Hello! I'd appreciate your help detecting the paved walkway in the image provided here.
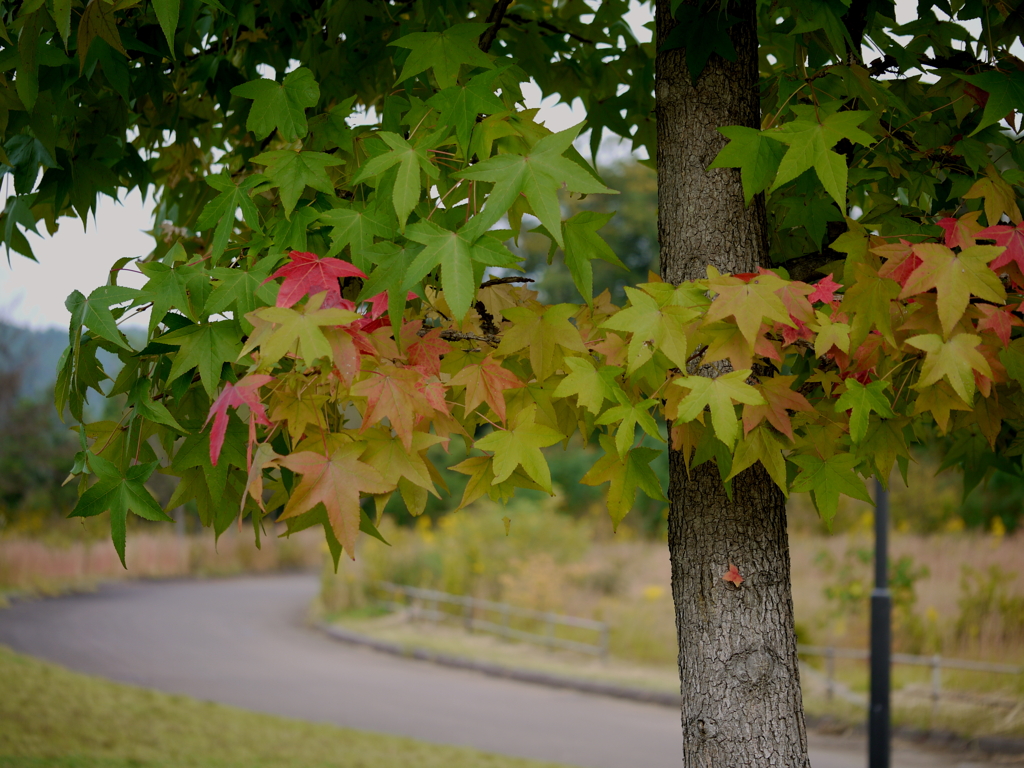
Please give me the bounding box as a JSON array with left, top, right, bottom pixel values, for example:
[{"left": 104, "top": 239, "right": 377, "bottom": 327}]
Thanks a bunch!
[{"left": 0, "top": 574, "right": 985, "bottom": 768}]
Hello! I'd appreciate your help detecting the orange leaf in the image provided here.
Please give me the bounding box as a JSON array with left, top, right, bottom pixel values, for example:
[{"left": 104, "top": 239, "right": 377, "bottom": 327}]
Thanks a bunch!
[
  {"left": 352, "top": 365, "right": 435, "bottom": 450},
  {"left": 742, "top": 375, "right": 813, "bottom": 441},
  {"left": 277, "top": 445, "right": 392, "bottom": 555},
  {"left": 722, "top": 563, "right": 744, "bottom": 586},
  {"left": 450, "top": 355, "right": 523, "bottom": 423}
]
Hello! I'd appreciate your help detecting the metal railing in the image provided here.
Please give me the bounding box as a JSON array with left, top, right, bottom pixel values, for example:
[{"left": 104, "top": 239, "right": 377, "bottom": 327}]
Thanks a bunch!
[
  {"left": 798, "top": 644, "right": 1022, "bottom": 712},
  {"left": 373, "top": 581, "right": 610, "bottom": 658}
]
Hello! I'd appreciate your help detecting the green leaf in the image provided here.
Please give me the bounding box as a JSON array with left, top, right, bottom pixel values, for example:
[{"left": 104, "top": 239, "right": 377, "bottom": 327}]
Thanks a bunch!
[
  {"left": 153, "top": 0, "right": 180, "bottom": 50},
  {"left": 127, "top": 378, "right": 186, "bottom": 432},
  {"left": 659, "top": 5, "right": 736, "bottom": 84},
  {"left": 52, "top": 0, "right": 71, "bottom": 44},
  {"left": 158, "top": 320, "right": 243, "bottom": 398},
  {"left": 207, "top": 257, "right": 278, "bottom": 330},
  {"left": 834, "top": 379, "right": 895, "bottom": 443},
  {"left": 790, "top": 453, "right": 873, "bottom": 529},
  {"left": 66, "top": 285, "right": 139, "bottom": 351},
  {"left": 562, "top": 211, "right": 626, "bottom": 303},
  {"left": 595, "top": 397, "right": 663, "bottom": 457},
  {"left": 16, "top": 10, "right": 40, "bottom": 111},
  {"left": 726, "top": 424, "right": 788, "bottom": 495},
  {"left": 139, "top": 260, "right": 211, "bottom": 333},
  {"left": 196, "top": 173, "right": 264, "bottom": 263},
  {"left": 581, "top": 434, "right": 665, "bottom": 529},
  {"left": 426, "top": 67, "right": 506, "bottom": 152},
  {"left": 473, "top": 405, "right": 563, "bottom": 492},
  {"left": 231, "top": 67, "right": 320, "bottom": 141},
  {"left": 708, "top": 126, "right": 786, "bottom": 205},
  {"left": 601, "top": 285, "right": 700, "bottom": 373},
  {"left": 77, "top": 0, "right": 126, "bottom": 72},
  {"left": 961, "top": 71, "right": 1024, "bottom": 136},
  {"left": 551, "top": 356, "right": 622, "bottom": 415},
  {"left": 353, "top": 131, "right": 441, "bottom": 230},
  {"left": 319, "top": 204, "right": 394, "bottom": 270},
  {"left": 251, "top": 149, "right": 343, "bottom": 219},
  {"left": 671, "top": 370, "right": 765, "bottom": 448},
  {"left": 764, "top": 107, "right": 874, "bottom": 206},
  {"left": 457, "top": 123, "right": 616, "bottom": 247},
  {"left": 403, "top": 220, "right": 519, "bottom": 321},
  {"left": 390, "top": 23, "right": 494, "bottom": 90},
  {"left": 69, "top": 455, "right": 173, "bottom": 567}
]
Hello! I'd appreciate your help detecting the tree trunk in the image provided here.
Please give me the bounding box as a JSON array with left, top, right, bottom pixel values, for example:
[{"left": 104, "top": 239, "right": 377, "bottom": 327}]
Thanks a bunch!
[{"left": 656, "top": 1, "right": 810, "bottom": 765}]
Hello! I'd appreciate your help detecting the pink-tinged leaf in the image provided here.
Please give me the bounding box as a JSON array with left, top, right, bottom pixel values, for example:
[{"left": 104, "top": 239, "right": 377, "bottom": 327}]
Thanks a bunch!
[
  {"left": 407, "top": 329, "right": 451, "bottom": 377},
  {"left": 876, "top": 240, "right": 921, "bottom": 287},
  {"left": 977, "top": 303, "right": 1021, "bottom": 348},
  {"left": 809, "top": 273, "right": 841, "bottom": 304},
  {"left": 722, "top": 563, "right": 744, "bottom": 586},
  {"left": 268, "top": 251, "right": 367, "bottom": 308},
  {"left": 937, "top": 211, "right": 983, "bottom": 249},
  {"left": 365, "top": 290, "right": 418, "bottom": 320},
  {"left": 978, "top": 222, "right": 1024, "bottom": 274},
  {"left": 204, "top": 375, "right": 275, "bottom": 465},
  {"left": 781, "top": 317, "right": 814, "bottom": 346}
]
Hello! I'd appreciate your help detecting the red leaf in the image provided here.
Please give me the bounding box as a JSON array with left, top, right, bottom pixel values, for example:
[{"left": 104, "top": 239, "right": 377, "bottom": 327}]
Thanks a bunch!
[
  {"left": 808, "top": 273, "right": 841, "bottom": 304},
  {"left": 268, "top": 251, "right": 366, "bottom": 308},
  {"left": 977, "top": 222, "right": 1024, "bottom": 274},
  {"left": 205, "top": 375, "right": 275, "bottom": 466},
  {"left": 365, "top": 290, "right": 418, "bottom": 320},
  {"left": 937, "top": 212, "right": 983, "bottom": 250},
  {"left": 976, "top": 302, "right": 1022, "bottom": 348},
  {"left": 722, "top": 563, "right": 744, "bottom": 587},
  {"left": 407, "top": 329, "right": 451, "bottom": 377}
]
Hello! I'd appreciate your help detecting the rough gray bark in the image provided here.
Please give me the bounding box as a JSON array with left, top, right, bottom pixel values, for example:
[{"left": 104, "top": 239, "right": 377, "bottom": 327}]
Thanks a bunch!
[{"left": 655, "top": 1, "right": 810, "bottom": 765}]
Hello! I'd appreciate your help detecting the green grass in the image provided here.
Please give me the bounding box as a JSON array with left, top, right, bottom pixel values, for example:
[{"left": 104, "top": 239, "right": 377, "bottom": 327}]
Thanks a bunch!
[{"left": 0, "top": 646, "right": 569, "bottom": 768}]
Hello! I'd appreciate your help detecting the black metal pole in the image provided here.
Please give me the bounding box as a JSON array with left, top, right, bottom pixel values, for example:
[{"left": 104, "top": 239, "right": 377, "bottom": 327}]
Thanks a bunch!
[{"left": 869, "top": 478, "right": 891, "bottom": 768}]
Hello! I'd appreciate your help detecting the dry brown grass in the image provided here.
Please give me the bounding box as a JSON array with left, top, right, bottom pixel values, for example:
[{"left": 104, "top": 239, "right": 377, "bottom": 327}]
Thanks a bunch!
[{"left": 0, "top": 527, "right": 323, "bottom": 596}]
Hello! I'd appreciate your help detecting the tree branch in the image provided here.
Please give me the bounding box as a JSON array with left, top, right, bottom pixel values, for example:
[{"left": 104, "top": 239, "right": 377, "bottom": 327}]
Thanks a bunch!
[
  {"left": 478, "top": 0, "right": 514, "bottom": 53},
  {"left": 479, "top": 276, "right": 535, "bottom": 288},
  {"left": 503, "top": 12, "right": 595, "bottom": 44}
]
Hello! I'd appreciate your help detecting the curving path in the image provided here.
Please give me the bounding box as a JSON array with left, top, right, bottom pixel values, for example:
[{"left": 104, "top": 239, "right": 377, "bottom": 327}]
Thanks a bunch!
[{"left": 0, "top": 574, "right": 981, "bottom": 768}]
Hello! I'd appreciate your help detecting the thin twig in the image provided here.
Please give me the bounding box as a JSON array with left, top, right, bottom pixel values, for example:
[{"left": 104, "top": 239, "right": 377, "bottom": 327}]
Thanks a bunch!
[
  {"left": 478, "top": 0, "right": 514, "bottom": 53},
  {"left": 479, "top": 276, "right": 535, "bottom": 289}
]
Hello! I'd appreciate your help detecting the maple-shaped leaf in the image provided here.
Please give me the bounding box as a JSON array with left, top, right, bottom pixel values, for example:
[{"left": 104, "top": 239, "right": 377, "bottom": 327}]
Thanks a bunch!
[
  {"left": 978, "top": 221, "right": 1024, "bottom": 275},
  {"left": 207, "top": 257, "right": 279, "bottom": 331},
  {"left": 69, "top": 455, "right": 173, "bottom": 567},
  {"left": 844, "top": 262, "right": 901, "bottom": 350},
  {"left": 402, "top": 220, "right": 519, "bottom": 322},
  {"left": 595, "top": 396, "right": 662, "bottom": 457},
  {"left": 562, "top": 211, "right": 627, "bottom": 303},
  {"left": 580, "top": 434, "right": 665, "bottom": 529},
  {"left": 601, "top": 286, "right": 699, "bottom": 373},
  {"left": 964, "top": 169, "right": 1023, "bottom": 226},
  {"left": 353, "top": 131, "right": 443, "bottom": 230},
  {"left": 937, "top": 211, "right": 984, "bottom": 250},
  {"left": 196, "top": 173, "right": 264, "bottom": 264},
  {"left": 251, "top": 149, "right": 344, "bottom": 218},
  {"left": 790, "top": 452, "right": 873, "bottom": 528},
  {"left": 473, "top": 405, "right": 564, "bottom": 492},
  {"left": 247, "top": 293, "right": 360, "bottom": 367},
  {"left": 741, "top": 375, "right": 813, "bottom": 441},
  {"left": 138, "top": 260, "right": 211, "bottom": 333},
  {"left": 160, "top": 320, "right": 243, "bottom": 399},
  {"left": 672, "top": 370, "right": 765, "bottom": 448},
  {"left": 352, "top": 364, "right": 435, "bottom": 450},
  {"left": 960, "top": 70, "right": 1024, "bottom": 136},
  {"left": 426, "top": 66, "right": 506, "bottom": 153},
  {"left": 859, "top": 416, "right": 911, "bottom": 480},
  {"left": 912, "top": 380, "right": 972, "bottom": 434},
  {"left": 319, "top": 204, "right": 395, "bottom": 270},
  {"left": 497, "top": 304, "right": 587, "bottom": 381},
  {"left": 808, "top": 273, "right": 841, "bottom": 304},
  {"left": 404, "top": 327, "right": 451, "bottom": 377},
  {"left": 906, "top": 332, "right": 993, "bottom": 404},
  {"left": 552, "top": 356, "right": 622, "bottom": 416},
  {"left": 231, "top": 67, "right": 320, "bottom": 141},
  {"left": 390, "top": 23, "right": 494, "bottom": 89},
  {"left": 362, "top": 429, "right": 446, "bottom": 500},
  {"left": 268, "top": 250, "right": 367, "bottom": 308},
  {"left": 457, "top": 123, "right": 616, "bottom": 247},
  {"left": 205, "top": 374, "right": 275, "bottom": 466},
  {"left": 708, "top": 125, "right": 785, "bottom": 204},
  {"left": 726, "top": 423, "right": 788, "bottom": 494},
  {"left": 810, "top": 309, "right": 851, "bottom": 358},
  {"left": 722, "top": 564, "right": 744, "bottom": 587},
  {"left": 449, "top": 454, "right": 546, "bottom": 510},
  {"left": 764, "top": 107, "right": 874, "bottom": 206},
  {"left": 900, "top": 243, "right": 1005, "bottom": 338},
  {"left": 66, "top": 285, "right": 139, "bottom": 352},
  {"left": 450, "top": 355, "right": 523, "bottom": 423},
  {"left": 834, "top": 379, "right": 895, "bottom": 443},
  {"left": 277, "top": 444, "right": 392, "bottom": 556},
  {"left": 701, "top": 322, "right": 781, "bottom": 370},
  {"left": 704, "top": 269, "right": 794, "bottom": 351},
  {"left": 975, "top": 302, "right": 1021, "bottom": 348},
  {"left": 268, "top": 380, "right": 330, "bottom": 444}
]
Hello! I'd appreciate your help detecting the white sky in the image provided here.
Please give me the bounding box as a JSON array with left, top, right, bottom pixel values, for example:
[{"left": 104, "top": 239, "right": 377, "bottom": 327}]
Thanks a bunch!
[{"left": 0, "top": 0, "right": 976, "bottom": 331}]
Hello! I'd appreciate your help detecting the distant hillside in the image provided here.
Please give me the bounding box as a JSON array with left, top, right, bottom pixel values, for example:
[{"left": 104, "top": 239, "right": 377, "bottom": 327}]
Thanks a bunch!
[{"left": 0, "top": 323, "right": 69, "bottom": 399}]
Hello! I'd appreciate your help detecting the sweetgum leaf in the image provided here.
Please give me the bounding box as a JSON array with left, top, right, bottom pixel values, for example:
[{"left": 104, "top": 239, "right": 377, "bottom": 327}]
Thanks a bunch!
[{"left": 231, "top": 68, "right": 320, "bottom": 141}]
